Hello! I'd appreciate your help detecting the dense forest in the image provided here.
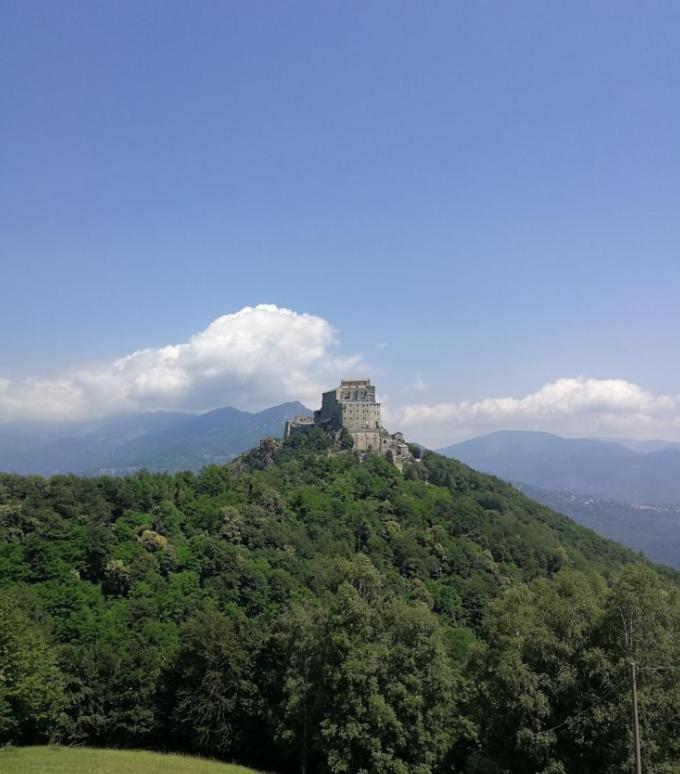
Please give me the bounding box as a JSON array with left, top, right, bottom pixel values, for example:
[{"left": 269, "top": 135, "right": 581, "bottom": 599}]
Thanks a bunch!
[{"left": 2, "top": 435, "right": 680, "bottom": 773}]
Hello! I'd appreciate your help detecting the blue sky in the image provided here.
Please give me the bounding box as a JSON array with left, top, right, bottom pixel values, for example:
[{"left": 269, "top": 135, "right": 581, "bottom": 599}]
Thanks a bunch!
[{"left": 1, "top": 2, "right": 679, "bottom": 444}]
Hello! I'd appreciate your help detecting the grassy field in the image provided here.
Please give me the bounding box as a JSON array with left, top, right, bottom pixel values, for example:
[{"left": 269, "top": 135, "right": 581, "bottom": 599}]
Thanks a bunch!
[{"left": 0, "top": 746, "right": 267, "bottom": 774}]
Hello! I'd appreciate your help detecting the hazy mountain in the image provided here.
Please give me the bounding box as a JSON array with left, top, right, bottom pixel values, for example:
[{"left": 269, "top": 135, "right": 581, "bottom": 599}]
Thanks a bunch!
[
  {"left": 440, "top": 430, "right": 680, "bottom": 505},
  {"left": 598, "top": 437, "right": 680, "bottom": 453},
  {"left": 0, "top": 402, "right": 311, "bottom": 476},
  {"left": 96, "top": 401, "right": 311, "bottom": 474},
  {"left": 0, "top": 412, "right": 192, "bottom": 476},
  {"left": 516, "top": 483, "right": 680, "bottom": 569}
]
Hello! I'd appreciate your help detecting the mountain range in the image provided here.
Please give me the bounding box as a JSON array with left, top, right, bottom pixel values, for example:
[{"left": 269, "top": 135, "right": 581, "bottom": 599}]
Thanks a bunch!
[
  {"left": 440, "top": 430, "right": 680, "bottom": 567},
  {"left": 0, "top": 402, "right": 311, "bottom": 476},
  {"left": 441, "top": 430, "right": 680, "bottom": 506}
]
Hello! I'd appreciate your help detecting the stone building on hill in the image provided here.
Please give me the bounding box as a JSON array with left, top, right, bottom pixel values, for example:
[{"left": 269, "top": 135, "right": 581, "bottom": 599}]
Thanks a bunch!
[{"left": 284, "top": 379, "right": 412, "bottom": 465}]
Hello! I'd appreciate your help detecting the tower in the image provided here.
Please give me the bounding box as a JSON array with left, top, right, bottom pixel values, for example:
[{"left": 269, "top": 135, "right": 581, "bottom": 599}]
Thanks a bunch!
[{"left": 314, "top": 379, "right": 381, "bottom": 450}]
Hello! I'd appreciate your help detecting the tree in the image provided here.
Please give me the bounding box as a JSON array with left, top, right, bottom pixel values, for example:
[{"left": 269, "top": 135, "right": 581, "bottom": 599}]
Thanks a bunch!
[
  {"left": 596, "top": 565, "right": 680, "bottom": 771},
  {"left": 270, "top": 602, "right": 324, "bottom": 774},
  {"left": 60, "top": 616, "right": 178, "bottom": 747},
  {"left": 0, "top": 595, "right": 64, "bottom": 744},
  {"left": 472, "top": 570, "right": 610, "bottom": 773},
  {"left": 338, "top": 428, "right": 354, "bottom": 450},
  {"left": 277, "top": 556, "right": 456, "bottom": 774},
  {"left": 171, "top": 608, "right": 263, "bottom": 758}
]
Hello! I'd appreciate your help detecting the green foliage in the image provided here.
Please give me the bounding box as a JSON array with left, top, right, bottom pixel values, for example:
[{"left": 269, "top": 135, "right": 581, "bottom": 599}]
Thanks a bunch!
[
  {"left": 284, "top": 428, "right": 334, "bottom": 452},
  {"left": 271, "top": 556, "right": 456, "bottom": 773},
  {"left": 171, "top": 608, "right": 262, "bottom": 757},
  {"left": 0, "top": 595, "right": 64, "bottom": 745},
  {"left": 313, "top": 557, "right": 455, "bottom": 773},
  {"left": 0, "top": 449, "right": 678, "bottom": 771},
  {"left": 338, "top": 428, "right": 354, "bottom": 450},
  {"left": 408, "top": 443, "right": 423, "bottom": 460}
]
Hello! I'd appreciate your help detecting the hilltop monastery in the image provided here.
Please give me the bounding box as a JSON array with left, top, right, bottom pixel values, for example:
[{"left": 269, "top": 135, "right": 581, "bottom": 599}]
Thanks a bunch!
[{"left": 284, "top": 379, "right": 412, "bottom": 466}]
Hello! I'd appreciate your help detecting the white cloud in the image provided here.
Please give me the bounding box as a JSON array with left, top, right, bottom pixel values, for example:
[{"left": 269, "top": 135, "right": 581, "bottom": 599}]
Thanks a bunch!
[
  {"left": 389, "top": 377, "right": 680, "bottom": 447},
  {"left": 0, "top": 304, "right": 362, "bottom": 422},
  {"left": 4, "top": 314, "right": 680, "bottom": 450}
]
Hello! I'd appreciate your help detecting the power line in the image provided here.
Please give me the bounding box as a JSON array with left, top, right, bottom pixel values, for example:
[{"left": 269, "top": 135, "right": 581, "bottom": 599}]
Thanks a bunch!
[
  {"left": 541, "top": 660, "right": 679, "bottom": 772},
  {"left": 543, "top": 680, "right": 625, "bottom": 735},
  {"left": 538, "top": 660, "right": 680, "bottom": 734}
]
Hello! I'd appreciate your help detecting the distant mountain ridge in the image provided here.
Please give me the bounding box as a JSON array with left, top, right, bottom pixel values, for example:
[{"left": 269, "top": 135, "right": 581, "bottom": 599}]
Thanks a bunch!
[
  {"left": 440, "top": 430, "right": 680, "bottom": 506},
  {"left": 600, "top": 437, "right": 680, "bottom": 454},
  {"left": 0, "top": 402, "right": 311, "bottom": 476},
  {"left": 97, "top": 401, "right": 311, "bottom": 474}
]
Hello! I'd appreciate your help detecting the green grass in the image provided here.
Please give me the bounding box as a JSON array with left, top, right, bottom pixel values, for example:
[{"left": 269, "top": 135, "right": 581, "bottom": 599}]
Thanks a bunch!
[{"left": 0, "top": 746, "right": 266, "bottom": 774}]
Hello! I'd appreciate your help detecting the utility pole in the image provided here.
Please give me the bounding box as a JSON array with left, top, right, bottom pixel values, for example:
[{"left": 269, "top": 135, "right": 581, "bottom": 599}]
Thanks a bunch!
[{"left": 630, "top": 661, "right": 642, "bottom": 774}]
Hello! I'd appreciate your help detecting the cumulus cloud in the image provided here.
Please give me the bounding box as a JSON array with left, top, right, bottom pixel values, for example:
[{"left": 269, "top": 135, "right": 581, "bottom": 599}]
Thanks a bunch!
[
  {"left": 388, "top": 377, "right": 680, "bottom": 447},
  {"left": 4, "top": 314, "right": 679, "bottom": 448},
  {"left": 0, "top": 304, "right": 362, "bottom": 422}
]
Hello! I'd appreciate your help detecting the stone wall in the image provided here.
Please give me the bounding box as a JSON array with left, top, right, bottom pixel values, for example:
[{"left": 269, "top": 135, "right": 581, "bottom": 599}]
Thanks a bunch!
[
  {"left": 351, "top": 430, "right": 381, "bottom": 451},
  {"left": 341, "top": 402, "right": 381, "bottom": 432}
]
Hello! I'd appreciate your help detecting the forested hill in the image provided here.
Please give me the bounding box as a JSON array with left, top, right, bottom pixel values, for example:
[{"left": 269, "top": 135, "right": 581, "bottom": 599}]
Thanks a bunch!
[{"left": 3, "top": 440, "right": 680, "bottom": 773}]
